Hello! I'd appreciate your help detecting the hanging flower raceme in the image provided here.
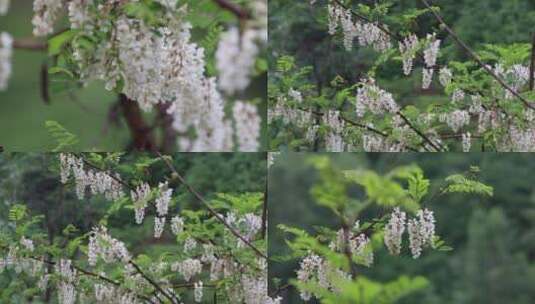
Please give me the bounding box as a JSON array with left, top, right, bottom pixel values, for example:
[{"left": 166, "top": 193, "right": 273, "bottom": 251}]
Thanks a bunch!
[
  {"left": 0, "top": 32, "right": 13, "bottom": 91},
  {"left": 356, "top": 78, "right": 399, "bottom": 116},
  {"left": 384, "top": 208, "right": 406, "bottom": 255},
  {"left": 399, "top": 34, "right": 419, "bottom": 75},
  {"left": 327, "top": 2, "right": 391, "bottom": 52},
  {"left": 0, "top": 0, "right": 9, "bottom": 15},
  {"left": 155, "top": 181, "right": 172, "bottom": 217},
  {"left": 130, "top": 182, "right": 151, "bottom": 224},
  {"left": 88, "top": 226, "right": 131, "bottom": 266},
  {"left": 407, "top": 209, "right": 436, "bottom": 258},
  {"left": 233, "top": 101, "right": 262, "bottom": 152},
  {"left": 324, "top": 110, "right": 345, "bottom": 152},
  {"left": 59, "top": 153, "right": 124, "bottom": 201}
]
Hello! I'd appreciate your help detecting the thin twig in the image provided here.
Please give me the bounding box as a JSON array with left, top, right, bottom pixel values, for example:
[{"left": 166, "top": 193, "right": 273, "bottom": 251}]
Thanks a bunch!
[
  {"left": 157, "top": 152, "right": 268, "bottom": 260},
  {"left": 421, "top": 0, "right": 534, "bottom": 109},
  {"left": 129, "top": 260, "right": 176, "bottom": 303}
]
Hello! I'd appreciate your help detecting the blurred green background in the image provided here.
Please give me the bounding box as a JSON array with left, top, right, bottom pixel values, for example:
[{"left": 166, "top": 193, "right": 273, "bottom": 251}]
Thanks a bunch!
[
  {"left": 0, "top": 152, "right": 266, "bottom": 302},
  {"left": 0, "top": 0, "right": 267, "bottom": 151},
  {"left": 269, "top": 153, "right": 535, "bottom": 304}
]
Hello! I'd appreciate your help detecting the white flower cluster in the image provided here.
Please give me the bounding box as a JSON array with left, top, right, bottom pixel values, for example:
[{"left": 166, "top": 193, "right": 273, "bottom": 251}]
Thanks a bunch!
[
  {"left": 216, "top": 0, "right": 266, "bottom": 94},
  {"left": 439, "top": 67, "right": 453, "bottom": 87},
  {"left": 288, "top": 88, "right": 303, "bottom": 103},
  {"left": 57, "top": 259, "right": 77, "bottom": 304},
  {"left": 20, "top": 236, "right": 35, "bottom": 252},
  {"left": 407, "top": 209, "right": 436, "bottom": 258},
  {"left": 382, "top": 208, "right": 436, "bottom": 258},
  {"left": 451, "top": 89, "right": 466, "bottom": 103},
  {"left": 172, "top": 258, "right": 202, "bottom": 282},
  {"left": 327, "top": 3, "right": 391, "bottom": 52},
  {"left": 356, "top": 78, "right": 399, "bottom": 116},
  {"left": 296, "top": 253, "right": 350, "bottom": 301},
  {"left": 0, "top": 0, "right": 9, "bottom": 15},
  {"left": 0, "top": 32, "right": 13, "bottom": 91},
  {"left": 130, "top": 182, "right": 151, "bottom": 224},
  {"left": 494, "top": 63, "right": 530, "bottom": 99},
  {"left": 329, "top": 222, "right": 373, "bottom": 267},
  {"left": 155, "top": 181, "right": 172, "bottom": 217},
  {"left": 324, "top": 110, "right": 345, "bottom": 152},
  {"left": 184, "top": 237, "right": 198, "bottom": 253},
  {"left": 269, "top": 96, "right": 312, "bottom": 128},
  {"left": 171, "top": 215, "right": 185, "bottom": 235},
  {"left": 439, "top": 110, "right": 470, "bottom": 132},
  {"left": 225, "top": 212, "right": 262, "bottom": 248},
  {"left": 423, "top": 33, "right": 441, "bottom": 68},
  {"left": 462, "top": 132, "right": 471, "bottom": 152},
  {"left": 32, "top": 0, "right": 63, "bottom": 36},
  {"left": 216, "top": 27, "right": 265, "bottom": 95},
  {"left": 233, "top": 101, "right": 262, "bottom": 152},
  {"left": 59, "top": 153, "right": 124, "bottom": 201},
  {"left": 30, "top": 2, "right": 262, "bottom": 151},
  {"left": 384, "top": 208, "right": 406, "bottom": 255},
  {"left": 154, "top": 217, "right": 166, "bottom": 238},
  {"left": 399, "top": 34, "right": 419, "bottom": 75},
  {"left": 88, "top": 226, "right": 131, "bottom": 266},
  {"left": 194, "top": 280, "right": 203, "bottom": 302},
  {"left": 241, "top": 259, "right": 281, "bottom": 304}
]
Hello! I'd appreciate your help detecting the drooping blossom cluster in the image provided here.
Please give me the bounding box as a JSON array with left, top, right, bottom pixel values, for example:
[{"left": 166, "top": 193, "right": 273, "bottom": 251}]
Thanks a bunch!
[
  {"left": 171, "top": 215, "right": 185, "bottom": 235},
  {"left": 327, "top": 2, "right": 392, "bottom": 52},
  {"left": 269, "top": 95, "right": 313, "bottom": 128},
  {"left": 0, "top": 0, "right": 9, "bottom": 15},
  {"left": 130, "top": 182, "right": 151, "bottom": 224},
  {"left": 0, "top": 32, "right": 12, "bottom": 91},
  {"left": 462, "top": 132, "right": 471, "bottom": 152},
  {"left": 59, "top": 153, "right": 124, "bottom": 201},
  {"left": 296, "top": 253, "right": 351, "bottom": 301},
  {"left": 88, "top": 226, "right": 131, "bottom": 266},
  {"left": 399, "top": 34, "right": 419, "bottom": 75},
  {"left": 233, "top": 101, "right": 262, "bottom": 152},
  {"left": 356, "top": 78, "right": 399, "bottom": 116},
  {"left": 56, "top": 259, "right": 77, "bottom": 304},
  {"left": 24, "top": 1, "right": 264, "bottom": 151},
  {"left": 32, "top": 0, "right": 63, "bottom": 36},
  {"left": 439, "top": 110, "right": 470, "bottom": 132},
  {"left": 421, "top": 33, "right": 441, "bottom": 88},
  {"left": 384, "top": 208, "right": 406, "bottom": 255},
  {"left": 329, "top": 221, "right": 373, "bottom": 266},
  {"left": 172, "top": 258, "right": 202, "bottom": 282},
  {"left": 407, "top": 209, "right": 436, "bottom": 258},
  {"left": 324, "top": 110, "right": 345, "bottom": 152}
]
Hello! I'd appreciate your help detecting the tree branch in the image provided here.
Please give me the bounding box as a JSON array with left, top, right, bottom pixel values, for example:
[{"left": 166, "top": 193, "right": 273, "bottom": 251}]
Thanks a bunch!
[
  {"left": 421, "top": 0, "right": 535, "bottom": 109},
  {"left": 118, "top": 94, "right": 156, "bottom": 151},
  {"left": 129, "top": 260, "right": 177, "bottom": 303},
  {"left": 12, "top": 38, "right": 47, "bottom": 51},
  {"left": 212, "top": 0, "right": 250, "bottom": 19},
  {"left": 530, "top": 32, "right": 535, "bottom": 91},
  {"left": 157, "top": 152, "right": 268, "bottom": 260}
]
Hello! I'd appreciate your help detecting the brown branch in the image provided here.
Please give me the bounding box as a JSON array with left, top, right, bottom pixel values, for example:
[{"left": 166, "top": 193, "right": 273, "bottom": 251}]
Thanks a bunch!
[
  {"left": 12, "top": 38, "right": 47, "bottom": 51},
  {"left": 118, "top": 94, "right": 156, "bottom": 151},
  {"left": 212, "top": 0, "right": 250, "bottom": 19},
  {"left": 157, "top": 152, "right": 268, "bottom": 260},
  {"left": 129, "top": 260, "right": 176, "bottom": 303},
  {"left": 530, "top": 32, "right": 535, "bottom": 91},
  {"left": 421, "top": 0, "right": 535, "bottom": 109},
  {"left": 261, "top": 173, "right": 268, "bottom": 239}
]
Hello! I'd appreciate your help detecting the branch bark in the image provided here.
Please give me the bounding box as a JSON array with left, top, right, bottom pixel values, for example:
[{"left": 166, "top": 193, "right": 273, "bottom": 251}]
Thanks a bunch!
[
  {"left": 157, "top": 152, "right": 268, "bottom": 260},
  {"left": 530, "top": 32, "right": 535, "bottom": 91},
  {"left": 12, "top": 38, "right": 47, "bottom": 51},
  {"left": 118, "top": 94, "right": 156, "bottom": 151},
  {"left": 212, "top": 0, "right": 250, "bottom": 19}
]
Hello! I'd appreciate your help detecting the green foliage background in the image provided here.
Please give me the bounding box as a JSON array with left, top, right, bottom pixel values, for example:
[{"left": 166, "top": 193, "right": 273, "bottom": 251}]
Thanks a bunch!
[{"left": 268, "top": 153, "right": 535, "bottom": 303}]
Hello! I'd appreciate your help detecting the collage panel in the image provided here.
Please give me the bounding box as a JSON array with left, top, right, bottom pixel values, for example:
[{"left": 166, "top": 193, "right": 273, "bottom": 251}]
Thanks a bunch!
[
  {"left": 268, "top": 153, "right": 535, "bottom": 303},
  {"left": 0, "top": 1, "right": 266, "bottom": 152},
  {"left": 0, "top": 152, "right": 270, "bottom": 303},
  {"left": 268, "top": 1, "right": 535, "bottom": 152}
]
